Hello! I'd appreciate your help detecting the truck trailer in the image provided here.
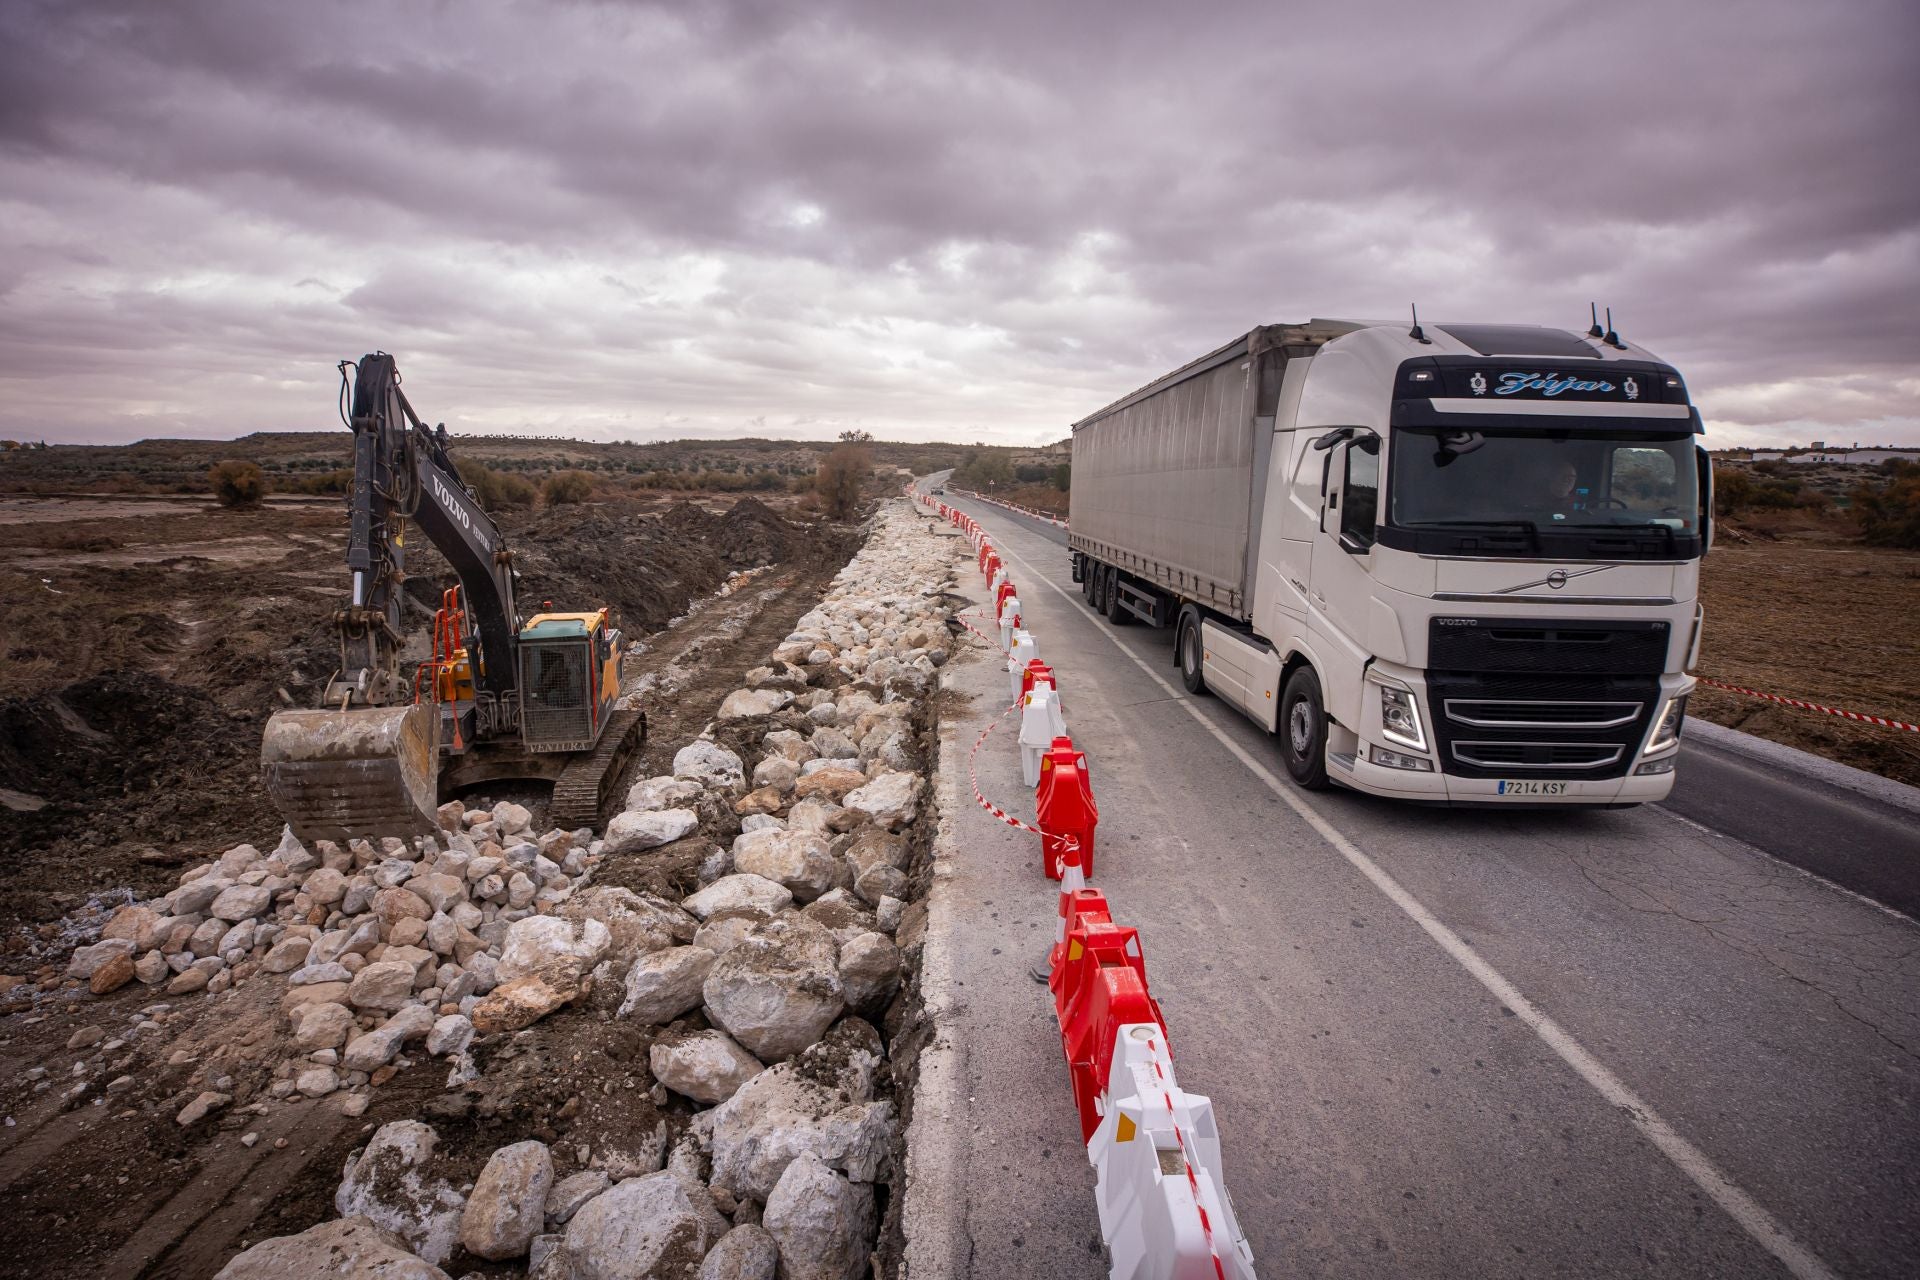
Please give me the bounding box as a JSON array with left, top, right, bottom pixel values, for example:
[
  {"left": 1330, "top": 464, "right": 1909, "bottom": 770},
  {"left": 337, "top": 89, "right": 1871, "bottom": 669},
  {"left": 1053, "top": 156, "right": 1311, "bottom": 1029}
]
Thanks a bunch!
[{"left": 1067, "top": 318, "right": 1709, "bottom": 805}]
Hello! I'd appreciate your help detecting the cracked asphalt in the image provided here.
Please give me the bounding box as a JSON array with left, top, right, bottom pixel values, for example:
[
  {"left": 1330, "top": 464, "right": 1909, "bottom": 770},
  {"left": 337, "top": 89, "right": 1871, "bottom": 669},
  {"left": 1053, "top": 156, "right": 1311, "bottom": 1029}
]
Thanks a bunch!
[{"left": 913, "top": 493, "right": 1920, "bottom": 1279}]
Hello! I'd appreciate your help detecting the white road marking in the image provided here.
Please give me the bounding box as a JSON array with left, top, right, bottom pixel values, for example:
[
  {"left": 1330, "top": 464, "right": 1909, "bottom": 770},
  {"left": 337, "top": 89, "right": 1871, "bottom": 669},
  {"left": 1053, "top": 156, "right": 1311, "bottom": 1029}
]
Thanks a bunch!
[{"left": 985, "top": 525, "right": 1840, "bottom": 1280}]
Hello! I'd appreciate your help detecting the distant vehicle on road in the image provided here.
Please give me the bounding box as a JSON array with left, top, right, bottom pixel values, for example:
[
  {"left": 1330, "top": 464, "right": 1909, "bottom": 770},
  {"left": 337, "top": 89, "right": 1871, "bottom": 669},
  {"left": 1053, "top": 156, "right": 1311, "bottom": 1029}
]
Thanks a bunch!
[
  {"left": 931, "top": 487, "right": 945, "bottom": 495},
  {"left": 1068, "top": 317, "right": 1709, "bottom": 806}
]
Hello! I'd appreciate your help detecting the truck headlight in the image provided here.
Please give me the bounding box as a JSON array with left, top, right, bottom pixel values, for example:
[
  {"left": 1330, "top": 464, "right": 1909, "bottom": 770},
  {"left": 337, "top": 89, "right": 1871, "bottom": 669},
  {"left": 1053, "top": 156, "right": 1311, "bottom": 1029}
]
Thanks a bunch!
[
  {"left": 1645, "top": 695, "right": 1687, "bottom": 755},
  {"left": 1379, "top": 685, "right": 1427, "bottom": 752}
]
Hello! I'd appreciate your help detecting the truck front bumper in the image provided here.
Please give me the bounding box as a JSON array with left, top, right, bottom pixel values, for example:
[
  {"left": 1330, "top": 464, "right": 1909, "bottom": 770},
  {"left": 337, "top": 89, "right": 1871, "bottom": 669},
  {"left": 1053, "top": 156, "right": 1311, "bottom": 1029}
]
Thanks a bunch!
[{"left": 1329, "top": 751, "right": 1677, "bottom": 806}]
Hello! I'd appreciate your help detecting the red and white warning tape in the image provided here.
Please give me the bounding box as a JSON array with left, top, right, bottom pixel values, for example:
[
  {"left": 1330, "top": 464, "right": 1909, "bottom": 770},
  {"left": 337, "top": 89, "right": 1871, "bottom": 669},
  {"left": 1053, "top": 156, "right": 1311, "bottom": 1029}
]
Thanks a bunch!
[{"left": 1695, "top": 677, "right": 1920, "bottom": 733}]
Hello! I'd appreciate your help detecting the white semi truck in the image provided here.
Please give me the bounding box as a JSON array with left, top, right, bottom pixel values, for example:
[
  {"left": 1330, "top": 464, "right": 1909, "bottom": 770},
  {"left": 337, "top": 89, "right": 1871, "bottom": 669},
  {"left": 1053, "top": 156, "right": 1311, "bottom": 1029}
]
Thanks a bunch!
[{"left": 1067, "top": 318, "right": 1710, "bottom": 805}]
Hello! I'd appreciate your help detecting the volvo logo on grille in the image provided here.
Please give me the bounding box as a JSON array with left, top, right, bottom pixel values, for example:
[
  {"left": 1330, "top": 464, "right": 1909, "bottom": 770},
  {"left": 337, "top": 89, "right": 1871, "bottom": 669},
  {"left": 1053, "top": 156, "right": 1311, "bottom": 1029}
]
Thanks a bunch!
[{"left": 1546, "top": 570, "right": 1569, "bottom": 589}]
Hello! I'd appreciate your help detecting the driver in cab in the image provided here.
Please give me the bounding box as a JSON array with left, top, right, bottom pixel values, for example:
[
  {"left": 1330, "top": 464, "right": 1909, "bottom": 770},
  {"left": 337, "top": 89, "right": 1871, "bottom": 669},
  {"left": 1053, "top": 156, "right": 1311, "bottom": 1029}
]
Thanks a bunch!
[{"left": 1539, "top": 459, "right": 1587, "bottom": 519}]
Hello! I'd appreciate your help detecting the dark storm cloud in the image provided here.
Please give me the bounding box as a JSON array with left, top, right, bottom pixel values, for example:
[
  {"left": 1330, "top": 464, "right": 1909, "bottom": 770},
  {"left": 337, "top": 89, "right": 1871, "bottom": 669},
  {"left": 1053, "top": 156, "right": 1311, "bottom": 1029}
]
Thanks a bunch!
[{"left": 0, "top": 0, "right": 1914, "bottom": 445}]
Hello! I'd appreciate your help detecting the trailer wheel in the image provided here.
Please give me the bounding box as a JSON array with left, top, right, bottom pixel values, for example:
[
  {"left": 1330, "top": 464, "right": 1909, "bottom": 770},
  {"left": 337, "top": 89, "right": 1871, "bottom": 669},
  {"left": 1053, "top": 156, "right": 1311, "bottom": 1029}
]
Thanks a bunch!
[
  {"left": 1087, "top": 561, "right": 1106, "bottom": 611},
  {"left": 1104, "top": 566, "right": 1132, "bottom": 627},
  {"left": 1178, "top": 611, "right": 1208, "bottom": 696},
  {"left": 1280, "top": 666, "right": 1330, "bottom": 789},
  {"left": 1081, "top": 556, "right": 1096, "bottom": 603}
]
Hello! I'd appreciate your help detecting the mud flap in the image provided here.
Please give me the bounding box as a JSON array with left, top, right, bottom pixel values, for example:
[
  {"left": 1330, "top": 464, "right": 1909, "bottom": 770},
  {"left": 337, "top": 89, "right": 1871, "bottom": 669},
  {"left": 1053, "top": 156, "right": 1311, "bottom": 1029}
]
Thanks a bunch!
[{"left": 261, "top": 705, "right": 440, "bottom": 843}]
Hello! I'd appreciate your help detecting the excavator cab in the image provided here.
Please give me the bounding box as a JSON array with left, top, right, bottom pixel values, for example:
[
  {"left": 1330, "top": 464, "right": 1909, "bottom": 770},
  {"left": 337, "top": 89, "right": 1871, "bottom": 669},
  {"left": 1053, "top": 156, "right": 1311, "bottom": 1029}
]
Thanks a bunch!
[{"left": 517, "top": 610, "right": 622, "bottom": 753}]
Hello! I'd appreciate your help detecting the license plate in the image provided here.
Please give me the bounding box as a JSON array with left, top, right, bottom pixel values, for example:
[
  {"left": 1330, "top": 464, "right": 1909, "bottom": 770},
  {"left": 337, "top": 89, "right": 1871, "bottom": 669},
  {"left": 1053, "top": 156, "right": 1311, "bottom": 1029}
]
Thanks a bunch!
[{"left": 1497, "top": 780, "right": 1568, "bottom": 796}]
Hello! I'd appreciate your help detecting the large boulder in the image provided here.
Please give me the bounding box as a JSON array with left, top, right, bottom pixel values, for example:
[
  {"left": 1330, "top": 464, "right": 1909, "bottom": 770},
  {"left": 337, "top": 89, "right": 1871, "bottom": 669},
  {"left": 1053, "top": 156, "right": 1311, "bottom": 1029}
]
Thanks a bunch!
[
  {"left": 342, "top": 1004, "right": 436, "bottom": 1071},
  {"left": 212, "top": 1216, "right": 451, "bottom": 1280},
  {"left": 617, "top": 945, "right": 717, "bottom": 1024},
  {"left": 649, "top": 1028, "right": 764, "bottom": 1105},
  {"left": 673, "top": 740, "right": 746, "bottom": 790},
  {"left": 334, "top": 1121, "right": 466, "bottom": 1266},
  {"left": 729, "top": 829, "right": 843, "bottom": 903},
  {"left": 718, "top": 688, "right": 792, "bottom": 720},
  {"left": 460, "top": 1140, "right": 554, "bottom": 1261},
  {"left": 470, "top": 972, "right": 581, "bottom": 1033},
  {"left": 626, "top": 775, "right": 704, "bottom": 812},
  {"left": 694, "top": 1027, "right": 894, "bottom": 1202},
  {"left": 66, "top": 938, "right": 135, "bottom": 981},
  {"left": 605, "top": 808, "right": 700, "bottom": 855},
  {"left": 842, "top": 772, "right": 921, "bottom": 830},
  {"left": 682, "top": 874, "right": 792, "bottom": 922},
  {"left": 701, "top": 915, "right": 844, "bottom": 1062},
  {"left": 562, "top": 887, "right": 697, "bottom": 964},
  {"left": 349, "top": 960, "right": 420, "bottom": 1012},
  {"left": 560, "top": 1171, "right": 724, "bottom": 1280},
  {"left": 697, "top": 1224, "right": 779, "bottom": 1280},
  {"left": 497, "top": 915, "right": 612, "bottom": 985},
  {"left": 762, "top": 1153, "right": 876, "bottom": 1280},
  {"left": 835, "top": 932, "right": 902, "bottom": 1017},
  {"left": 790, "top": 768, "right": 866, "bottom": 803}
]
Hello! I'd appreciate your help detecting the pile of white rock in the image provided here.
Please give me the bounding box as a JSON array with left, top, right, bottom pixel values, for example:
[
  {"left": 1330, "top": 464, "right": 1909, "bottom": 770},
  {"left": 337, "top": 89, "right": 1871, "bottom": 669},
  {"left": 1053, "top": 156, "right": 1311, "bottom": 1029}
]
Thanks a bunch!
[
  {"left": 213, "top": 499, "right": 961, "bottom": 1278},
  {"left": 66, "top": 798, "right": 614, "bottom": 1114}
]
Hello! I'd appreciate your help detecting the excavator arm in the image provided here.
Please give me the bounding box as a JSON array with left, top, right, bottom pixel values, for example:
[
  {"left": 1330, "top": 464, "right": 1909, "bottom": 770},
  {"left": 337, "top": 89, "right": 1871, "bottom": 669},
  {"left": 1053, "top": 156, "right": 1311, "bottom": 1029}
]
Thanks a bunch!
[
  {"left": 331, "top": 353, "right": 520, "bottom": 713},
  {"left": 264, "top": 353, "right": 523, "bottom": 840}
]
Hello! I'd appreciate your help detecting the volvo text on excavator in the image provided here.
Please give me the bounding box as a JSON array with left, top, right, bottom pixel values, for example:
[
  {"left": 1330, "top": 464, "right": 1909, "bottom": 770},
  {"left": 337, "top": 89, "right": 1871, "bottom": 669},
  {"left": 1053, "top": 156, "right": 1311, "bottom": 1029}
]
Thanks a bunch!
[{"left": 260, "top": 353, "right": 645, "bottom": 841}]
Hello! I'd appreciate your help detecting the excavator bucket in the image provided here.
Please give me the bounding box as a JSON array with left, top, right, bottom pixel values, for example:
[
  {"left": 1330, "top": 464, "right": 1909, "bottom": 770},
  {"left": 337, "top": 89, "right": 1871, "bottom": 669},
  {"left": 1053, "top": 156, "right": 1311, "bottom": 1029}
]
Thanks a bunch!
[{"left": 261, "top": 705, "right": 440, "bottom": 843}]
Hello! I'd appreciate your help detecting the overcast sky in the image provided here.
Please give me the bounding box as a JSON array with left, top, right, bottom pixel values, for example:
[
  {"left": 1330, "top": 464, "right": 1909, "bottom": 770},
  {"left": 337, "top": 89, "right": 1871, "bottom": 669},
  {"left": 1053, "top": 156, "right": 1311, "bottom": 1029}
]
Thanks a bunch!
[{"left": 2, "top": 0, "right": 1914, "bottom": 448}]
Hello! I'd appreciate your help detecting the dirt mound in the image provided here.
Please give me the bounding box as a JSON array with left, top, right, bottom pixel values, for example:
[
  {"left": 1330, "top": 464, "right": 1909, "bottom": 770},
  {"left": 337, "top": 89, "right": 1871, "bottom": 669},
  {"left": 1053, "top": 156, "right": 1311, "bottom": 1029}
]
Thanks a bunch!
[
  {"left": 0, "top": 672, "right": 275, "bottom": 919},
  {"left": 511, "top": 497, "right": 848, "bottom": 636}
]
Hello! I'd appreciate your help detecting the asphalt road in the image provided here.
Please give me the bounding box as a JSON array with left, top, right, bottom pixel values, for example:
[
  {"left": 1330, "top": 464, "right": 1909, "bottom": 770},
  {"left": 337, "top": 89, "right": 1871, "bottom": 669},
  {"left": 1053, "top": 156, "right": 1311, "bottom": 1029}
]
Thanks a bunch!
[{"left": 908, "top": 493, "right": 1920, "bottom": 1280}]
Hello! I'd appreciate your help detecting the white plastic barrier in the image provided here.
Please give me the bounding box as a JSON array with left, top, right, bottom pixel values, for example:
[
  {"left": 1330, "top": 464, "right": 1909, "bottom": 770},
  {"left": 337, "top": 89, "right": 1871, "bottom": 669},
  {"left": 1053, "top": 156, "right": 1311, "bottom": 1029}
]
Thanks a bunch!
[
  {"left": 1018, "top": 682, "right": 1068, "bottom": 788},
  {"left": 1007, "top": 630, "right": 1040, "bottom": 700},
  {"left": 998, "top": 593, "right": 1021, "bottom": 650},
  {"left": 1089, "top": 1024, "right": 1258, "bottom": 1280}
]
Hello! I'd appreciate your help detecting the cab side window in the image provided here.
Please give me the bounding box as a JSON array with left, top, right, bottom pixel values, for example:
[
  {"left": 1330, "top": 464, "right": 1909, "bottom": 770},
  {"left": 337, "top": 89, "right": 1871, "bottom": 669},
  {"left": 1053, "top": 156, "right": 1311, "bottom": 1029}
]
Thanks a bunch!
[{"left": 1341, "top": 443, "right": 1380, "bottom": 549}]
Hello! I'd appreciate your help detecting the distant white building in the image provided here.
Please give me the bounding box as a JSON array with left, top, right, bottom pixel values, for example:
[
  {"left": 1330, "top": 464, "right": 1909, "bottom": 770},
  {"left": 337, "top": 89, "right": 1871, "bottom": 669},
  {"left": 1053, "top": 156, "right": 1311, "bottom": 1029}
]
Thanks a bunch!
[{"left": 1748, "top": 446, "right": 1920, "bottom": 466}]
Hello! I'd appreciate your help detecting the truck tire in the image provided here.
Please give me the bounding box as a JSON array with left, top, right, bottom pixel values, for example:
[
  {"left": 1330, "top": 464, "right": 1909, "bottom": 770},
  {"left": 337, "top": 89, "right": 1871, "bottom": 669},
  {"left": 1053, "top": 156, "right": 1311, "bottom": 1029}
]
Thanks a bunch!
[
  {"left": 1087, "top": 561, "right": 1106, "bottom": 611},
  {"left": 1178, "top": 611, "right": 1208, "bottom": 695},
  {"left": 1081, "top": 556, "right": 1096, "bottom": 603},
  {"left": 1104, "top": 566, "right": 1132, "bottom": 627},
  {"left": 1280, "top": 666, "right": 1330, "bottom": 789}
]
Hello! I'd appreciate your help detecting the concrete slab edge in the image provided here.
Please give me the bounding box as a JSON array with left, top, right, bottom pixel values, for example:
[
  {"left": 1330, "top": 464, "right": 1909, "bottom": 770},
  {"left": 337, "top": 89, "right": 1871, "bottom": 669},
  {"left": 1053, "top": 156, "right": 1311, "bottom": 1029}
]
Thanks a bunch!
[{"left": 1685, "top": 717, "right": 1920, "bottom": 816}]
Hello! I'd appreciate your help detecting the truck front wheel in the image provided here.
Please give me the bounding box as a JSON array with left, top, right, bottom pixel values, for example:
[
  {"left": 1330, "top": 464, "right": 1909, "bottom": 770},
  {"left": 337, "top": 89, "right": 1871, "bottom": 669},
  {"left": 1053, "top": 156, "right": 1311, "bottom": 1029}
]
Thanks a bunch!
[{"left": 1280, "top": 667, "right": 1330, "bottom": 789}]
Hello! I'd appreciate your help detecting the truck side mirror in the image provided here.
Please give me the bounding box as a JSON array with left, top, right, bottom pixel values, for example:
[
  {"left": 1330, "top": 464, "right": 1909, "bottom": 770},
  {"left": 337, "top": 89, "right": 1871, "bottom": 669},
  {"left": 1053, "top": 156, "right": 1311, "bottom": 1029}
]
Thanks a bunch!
[{"left": 1696, "top": 445, "right": 1714, "bottom": 555}]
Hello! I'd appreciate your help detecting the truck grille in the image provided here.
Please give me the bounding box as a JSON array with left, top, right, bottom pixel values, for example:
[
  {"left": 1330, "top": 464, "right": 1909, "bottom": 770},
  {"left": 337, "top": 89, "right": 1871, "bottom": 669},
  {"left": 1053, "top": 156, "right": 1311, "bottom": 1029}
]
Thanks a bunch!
[
  {"left": 1443, "top": 699, "right": 1642, "bottom": 730},
  {"left": 1450, "top": 741, "right": 1624, "bottom": 770},
  {"left": 1425, "top": 618, "right": 1668, "bottom": 781}
]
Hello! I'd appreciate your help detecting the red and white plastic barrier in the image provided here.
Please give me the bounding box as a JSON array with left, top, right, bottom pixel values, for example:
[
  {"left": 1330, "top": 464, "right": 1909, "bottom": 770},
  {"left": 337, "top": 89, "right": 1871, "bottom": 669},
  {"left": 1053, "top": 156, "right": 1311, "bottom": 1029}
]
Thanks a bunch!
[
  {"left": 947, "top": 485, "right": 1069, "bottom": 529},
  {"left": 910, "top": 479, "right": 1259, "bottom": 1278}
]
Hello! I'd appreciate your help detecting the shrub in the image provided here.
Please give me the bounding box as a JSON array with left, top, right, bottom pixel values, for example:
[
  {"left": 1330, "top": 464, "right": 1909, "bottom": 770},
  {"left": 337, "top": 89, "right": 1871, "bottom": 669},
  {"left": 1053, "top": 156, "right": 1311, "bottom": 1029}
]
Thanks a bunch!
[
  {"left": 208, "top": 459, "right": 266, "bottom": 508},
  {"left": 456, "top": 459, "right": 536, "bottom": 510},
  {"left": 295, "top": 468, "right": 352, "bottom": 495},
  {"left": 1051, "top": 463, "right": 1071, "bottom": 491},
  {"left": 816, "top": 443, "right": 869, "bottom": 520},
  {"left": 542, "top": 470, "right": 594, "bottom": 505},
  {"left": 1853, "top": 460, "right": 1920, "bottom": 548}
]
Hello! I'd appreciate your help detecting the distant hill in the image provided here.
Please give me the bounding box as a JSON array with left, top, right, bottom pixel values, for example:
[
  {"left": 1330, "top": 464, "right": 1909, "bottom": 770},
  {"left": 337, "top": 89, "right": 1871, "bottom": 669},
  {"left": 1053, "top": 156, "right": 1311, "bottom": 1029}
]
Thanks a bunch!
[{"left": 0, "top": 432, "right": 1016, "bottom": 497}]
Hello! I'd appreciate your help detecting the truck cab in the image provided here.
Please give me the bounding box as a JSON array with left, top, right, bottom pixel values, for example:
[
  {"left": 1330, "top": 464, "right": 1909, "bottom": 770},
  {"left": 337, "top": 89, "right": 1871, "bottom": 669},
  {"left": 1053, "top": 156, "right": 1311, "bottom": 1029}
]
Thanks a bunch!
[{"left": 1242, "top": 323, "right": 1707, "bottom": 804}]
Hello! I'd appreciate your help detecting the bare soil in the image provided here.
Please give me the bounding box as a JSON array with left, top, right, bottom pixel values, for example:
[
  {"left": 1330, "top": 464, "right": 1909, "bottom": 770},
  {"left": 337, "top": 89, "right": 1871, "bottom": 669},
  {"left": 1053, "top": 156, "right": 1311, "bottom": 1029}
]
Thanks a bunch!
[{"left": 1694, "top": 526, "right": 1920, "bottom": 785}]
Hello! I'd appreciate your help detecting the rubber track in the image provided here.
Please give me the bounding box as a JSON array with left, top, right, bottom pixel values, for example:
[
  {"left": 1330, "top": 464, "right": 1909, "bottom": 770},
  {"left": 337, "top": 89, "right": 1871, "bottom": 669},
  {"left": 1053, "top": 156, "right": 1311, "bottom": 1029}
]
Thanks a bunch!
[{"left": 550, "top": 707, "right": 647, "bottom": 830}]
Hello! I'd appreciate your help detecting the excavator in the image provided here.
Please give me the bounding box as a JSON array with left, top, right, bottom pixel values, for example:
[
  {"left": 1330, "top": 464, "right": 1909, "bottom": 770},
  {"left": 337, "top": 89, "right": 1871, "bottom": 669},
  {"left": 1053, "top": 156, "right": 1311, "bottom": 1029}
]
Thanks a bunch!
[{"left": 261, "top": 353, "right": 644, "bottom": 841}]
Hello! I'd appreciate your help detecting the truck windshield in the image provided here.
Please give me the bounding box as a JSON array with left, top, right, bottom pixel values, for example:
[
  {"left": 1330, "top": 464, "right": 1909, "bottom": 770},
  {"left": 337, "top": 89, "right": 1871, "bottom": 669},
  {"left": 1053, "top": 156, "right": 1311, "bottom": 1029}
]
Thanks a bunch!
[{"left": 1388, "top": 426, "right": 1699, "bottom": 535}]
